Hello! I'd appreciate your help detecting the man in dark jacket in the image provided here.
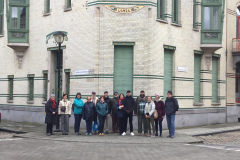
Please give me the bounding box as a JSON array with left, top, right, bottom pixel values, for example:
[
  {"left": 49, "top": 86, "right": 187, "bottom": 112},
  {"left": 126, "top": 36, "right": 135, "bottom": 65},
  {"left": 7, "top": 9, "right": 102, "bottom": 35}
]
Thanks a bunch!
[
  {"left": 135, "top": 90, "right": 148, "bottom": 136},
  {"left": 122, "top": 90, "right": 135, "bottom": 136},
  {"left": 104, "top": 91, "right": 112, "bottom": 134},
  {"left": 111, "top": 91, "right": 119, "bottom": 133},
  {"left": 165, "top": 91, "right": 179, "bottom": 138},
  {"left": 45, "top": 94, "right": 58, "bottom": 136}
]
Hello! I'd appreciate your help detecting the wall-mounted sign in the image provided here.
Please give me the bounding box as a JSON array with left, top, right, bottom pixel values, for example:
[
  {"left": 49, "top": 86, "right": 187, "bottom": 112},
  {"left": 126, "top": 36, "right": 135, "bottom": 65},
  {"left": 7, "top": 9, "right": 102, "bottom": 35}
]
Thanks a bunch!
[
  {"left": 178, "top": 67, "right": 188, "bottom": 72},
  {"left": 104, "top": 5, "right": 144, "bottom": 13},
  {"left": 75, "top": 70, "right": 89, "bottom": 75}
]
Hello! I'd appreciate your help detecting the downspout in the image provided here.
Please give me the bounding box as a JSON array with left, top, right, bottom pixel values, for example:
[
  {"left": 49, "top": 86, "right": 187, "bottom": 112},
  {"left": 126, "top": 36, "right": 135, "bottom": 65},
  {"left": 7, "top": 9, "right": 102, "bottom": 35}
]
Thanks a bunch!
[{"left": 224, "top": 0, "right": 228, "bottom": 123}]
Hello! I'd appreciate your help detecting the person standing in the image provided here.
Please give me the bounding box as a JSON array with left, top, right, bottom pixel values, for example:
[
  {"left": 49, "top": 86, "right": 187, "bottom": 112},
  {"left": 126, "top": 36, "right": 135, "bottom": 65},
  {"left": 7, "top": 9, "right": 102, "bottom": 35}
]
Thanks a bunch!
[
  {"left": 45, "top": 94, "right": 58, "bottom": 136},
  {"left": 122, "top": 90, "right": 135, "bottom": 136},
  {"left": 165, "top": 91, "right": 179, "bottom": 138},
  {"left": 111, "top": 91, "right": 119, "bottom": 133},
  {"left": 58, "top": 94, "right": 71, "bottom": 135},
  {"left": 116, "top": 93, "right": 125, "bottom": 135},
  {"left": 82, "top": 96, "right": 96, "bottom": 136},
  {"left": 73, "top": 92, "right": 84, "bottom": 135},
  {"left": 96, "top": 96, "right": 108, "bottom": 136},
  {"left": 154, "top": 94, "right": 165, "bottom": 137},
  {"left": 104, "top": 91, "right": 112, "bottom": 134},
  {"left": 135, "top": 90, "right": 148, "bottom": 136},
  {"left": 145, "top": 96, "right": 155, "bottom": 137}
]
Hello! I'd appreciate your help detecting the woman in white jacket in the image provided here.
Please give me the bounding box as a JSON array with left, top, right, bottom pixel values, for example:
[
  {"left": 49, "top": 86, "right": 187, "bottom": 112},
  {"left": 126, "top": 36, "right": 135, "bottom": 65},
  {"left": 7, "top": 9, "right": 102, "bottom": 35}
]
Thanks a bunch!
[
  {"left": 58, "top": 94, "right": 71, "bottom": 135},
  {"left": 145, "top": 96, "right": 156, "bottom": 137}
]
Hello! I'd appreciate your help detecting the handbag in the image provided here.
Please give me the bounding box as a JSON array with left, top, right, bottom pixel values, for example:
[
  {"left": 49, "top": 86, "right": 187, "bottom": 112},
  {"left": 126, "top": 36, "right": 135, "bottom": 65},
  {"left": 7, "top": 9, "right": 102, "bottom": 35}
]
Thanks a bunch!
[
  {"left": 153, "top": 109, "right": 158, "bottom": 119},
  {"left": 61, "top": 106, "right": 66, "bottom": 112},
  {"left": 93, "top": 121, "right": 98, "bottom": 132}
]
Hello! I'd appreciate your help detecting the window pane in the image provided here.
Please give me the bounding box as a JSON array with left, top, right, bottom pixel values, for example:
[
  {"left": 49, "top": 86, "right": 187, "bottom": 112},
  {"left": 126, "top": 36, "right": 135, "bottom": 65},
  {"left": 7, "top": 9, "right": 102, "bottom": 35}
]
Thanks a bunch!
[
  {"left": 20, "top": 7, "right": 26, "bottom": 29},
  {"left": 204, "top": 7, "right": 210, "bottom": 29},
  {"left": 173, "top": 0, "right": 177, "bottom": 22},
  {"left": 67, "top": 0, "right": 71, "bottom": 8},
  {"left": 0, "top": 15, "right": 3, "bottom": 34},
  {"left": 213, "top": 7, "right": 219, "bottom": 30},
  {"left": 11, "top": 7, "right": 18, "bottom": 29},
  {"left": 160, "top": 0, "right": 164, "bottom": 18}
]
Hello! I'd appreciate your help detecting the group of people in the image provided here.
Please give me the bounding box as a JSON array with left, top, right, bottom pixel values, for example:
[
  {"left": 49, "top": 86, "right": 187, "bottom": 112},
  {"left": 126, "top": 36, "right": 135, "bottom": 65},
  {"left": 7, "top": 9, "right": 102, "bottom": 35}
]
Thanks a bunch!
[{"left": 44, "top": 90, "right": 179, "bottom": 138}]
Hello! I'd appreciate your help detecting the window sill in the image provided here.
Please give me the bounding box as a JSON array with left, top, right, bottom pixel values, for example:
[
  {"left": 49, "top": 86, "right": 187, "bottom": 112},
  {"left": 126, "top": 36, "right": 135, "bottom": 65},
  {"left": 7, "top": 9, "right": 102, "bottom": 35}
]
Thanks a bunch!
[
  {"left": 193, "top": 102, "right": 204, "bottom": 106},
  {"left": 193, "top": 28, "right": 200, "bottom": 32},
  {"left": 7, "top": 100, "right": 14, "bottom": 103},
  {"left": 171, "top": 23, "right": 182, "bottom": 27},
  {"left": 64, "top": 8, "right": 72, "bottom": 12},
  {"left": 156, "top": 19, "right": 168, "bottom": 24},
  {"left": 43, "top": 13, "right": 51, "bottom": 17},
  {"left": 211, "top": 102, "right": 221, "bottom": 106},
  {"left": 27, "top": 101, "right": 34, "bottom": 104}
]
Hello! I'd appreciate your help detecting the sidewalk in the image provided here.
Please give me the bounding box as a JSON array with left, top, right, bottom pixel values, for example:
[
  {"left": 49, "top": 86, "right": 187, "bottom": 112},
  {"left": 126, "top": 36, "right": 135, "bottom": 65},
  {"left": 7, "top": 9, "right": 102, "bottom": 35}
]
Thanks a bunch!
[{"left": 0, "top": 120, "right": 239, "bottom": 144}]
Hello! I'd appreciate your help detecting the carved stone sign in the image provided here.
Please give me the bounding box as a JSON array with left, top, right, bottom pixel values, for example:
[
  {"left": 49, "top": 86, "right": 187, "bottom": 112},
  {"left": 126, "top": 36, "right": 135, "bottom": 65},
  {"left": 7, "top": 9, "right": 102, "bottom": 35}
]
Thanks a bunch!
[{"left": 104, "top": 5, "right": 144, "bottom": 13}]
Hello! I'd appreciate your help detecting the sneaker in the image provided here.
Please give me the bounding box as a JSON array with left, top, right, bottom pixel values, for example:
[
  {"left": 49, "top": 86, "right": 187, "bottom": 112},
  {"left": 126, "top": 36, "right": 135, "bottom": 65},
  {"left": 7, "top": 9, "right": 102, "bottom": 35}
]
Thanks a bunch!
[
  {"left": 151, "top": 134, "right": 155, "bottom": 137},
  {"left": 167, "top": 135, "right": 171, "bottom": 138},
  {"left": 137, "top": 133, "right": 141, "bottom": 136},
  {"left": 85, "top": 133, "right": 88, "bottom": 136},
  {"left": 122, "top": 132, "right": 126, "bottom": 136},
  {"left": 99, "top": 133, "right": 101, "bottom": 136},
  {"left": 170, "top": 136, "right": 175, "bottom": 138},
  {"left": 89, "top": 133, "right": 92, "bottom": 136},
  {"left": 46, "top": 133, "right": 51, "bottom": 136},
  {"left": 130, "top": 132, "right": 134, "bottom": 136},
  {"left": 102, "top": 133, "right": 104, "bottom": 136},
  {"left": 106, "top": 130, "right": 109, "bottom": 134},
  {"left": 75, "top": 132, "right": 79, "bottom": 135}
]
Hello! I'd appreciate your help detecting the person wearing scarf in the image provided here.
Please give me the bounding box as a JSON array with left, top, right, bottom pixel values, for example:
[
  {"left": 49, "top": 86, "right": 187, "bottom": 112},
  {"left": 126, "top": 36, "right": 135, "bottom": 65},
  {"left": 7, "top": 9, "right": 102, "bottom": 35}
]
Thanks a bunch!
[
  {"left": 116, "top": 93, "right": 125, "bottom": 135},
  {"left": 44, "top": 94, "right": 58, "bottom": 136}
]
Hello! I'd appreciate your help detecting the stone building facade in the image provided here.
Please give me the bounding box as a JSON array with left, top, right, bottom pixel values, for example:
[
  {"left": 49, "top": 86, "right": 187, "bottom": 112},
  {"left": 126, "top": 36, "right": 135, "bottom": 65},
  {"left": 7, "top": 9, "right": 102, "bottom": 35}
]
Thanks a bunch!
[{"left": 0, "top": 0, "right": 239, "bottom": 127}]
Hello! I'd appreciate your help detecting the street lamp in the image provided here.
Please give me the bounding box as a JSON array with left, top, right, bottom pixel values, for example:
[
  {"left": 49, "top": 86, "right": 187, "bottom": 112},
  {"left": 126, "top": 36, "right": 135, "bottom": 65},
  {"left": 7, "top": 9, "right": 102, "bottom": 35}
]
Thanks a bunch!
[{"left": 53, "top": 31, "right": 67, "bottom": 132}]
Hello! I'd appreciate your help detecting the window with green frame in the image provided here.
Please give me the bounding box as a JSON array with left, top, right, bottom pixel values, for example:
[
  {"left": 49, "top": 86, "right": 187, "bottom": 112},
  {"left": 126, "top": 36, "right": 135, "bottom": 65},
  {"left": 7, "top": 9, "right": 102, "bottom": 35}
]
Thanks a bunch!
[
  {"left": 172, "top": 0, "right": 179, "bottom": 23},
  {"left": 157, "top": 0, "right": 165, "bottom": 19},
  {"left": 193, "top": 0, "right": 197, "bottom": 28},
  {"left": 8, "top": 75, "right": 14, "bottom": 101},
  {"left": 0, "top": 0, "right": 4, "bottom": 35},
  {"left": 212, "top": 56, "right": 220, "bottom": 103},
  {"left": 66, "top": 0, "right": 71, "bottom": 9},
  {"left": 201, "top": 0, "right": 224, "bottom": 44},
  {"left": 194, "top": 52, "right": 202, "bottom": 103},
  {"left": 45, "top": 0, "right": 50, "bottom": 14},
  {"left": 27, "top": 74, "right": 34, "bottom": 101},
  {"left": 8, "top": 0, "right": 29, "bottom": 43}
]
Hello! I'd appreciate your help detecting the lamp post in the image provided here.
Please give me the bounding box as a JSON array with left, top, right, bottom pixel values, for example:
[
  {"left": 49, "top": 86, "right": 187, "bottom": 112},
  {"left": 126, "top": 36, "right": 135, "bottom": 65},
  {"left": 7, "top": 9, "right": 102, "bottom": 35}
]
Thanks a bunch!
[{"left": 53, "top": 31, "right": 67, "bottom": 131}]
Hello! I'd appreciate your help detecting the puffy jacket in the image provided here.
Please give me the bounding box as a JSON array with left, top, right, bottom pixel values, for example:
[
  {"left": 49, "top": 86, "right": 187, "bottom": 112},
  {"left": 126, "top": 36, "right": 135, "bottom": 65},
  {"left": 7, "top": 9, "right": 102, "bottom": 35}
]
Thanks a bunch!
[
  {"left": 165, "top": 97, "right": 179, "bottom": 115},
  {"left": 73, "top": 98, "right": 84, "bottom": 114},
  {"left": 82, "top": 102, "right": 96, "bottom": 121},
  {"left": 96, "top": 101, "right": 108, "bottom": 117},
  {"left": 58, "top": 100, "right": 71, "bottom": 115}
]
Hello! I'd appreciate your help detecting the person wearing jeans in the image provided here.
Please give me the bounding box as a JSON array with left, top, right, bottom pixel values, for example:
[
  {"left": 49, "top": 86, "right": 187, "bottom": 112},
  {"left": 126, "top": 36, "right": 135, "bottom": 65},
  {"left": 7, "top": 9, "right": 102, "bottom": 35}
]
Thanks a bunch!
[
  {"left": 82, "top": 96, "right": 96, "bottom": 136},
  {"left": 165, "top": 91, "right": 179, "bottom": 138},
  {"left": 154, "top": 94, "right": 165, "bottom": 137},
  {"left": 73, "top": 93, "right": 84, "bottom": 135},
  {"left": 96, "top": 96, "right": 108, "bottom": 135}
]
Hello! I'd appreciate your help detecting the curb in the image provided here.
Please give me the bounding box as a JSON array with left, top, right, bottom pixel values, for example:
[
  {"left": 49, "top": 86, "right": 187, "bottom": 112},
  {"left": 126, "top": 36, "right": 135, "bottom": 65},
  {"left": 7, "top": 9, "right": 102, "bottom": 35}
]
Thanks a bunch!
[{"left": 192, "top": 129, "right": 240, "bottom": 137}]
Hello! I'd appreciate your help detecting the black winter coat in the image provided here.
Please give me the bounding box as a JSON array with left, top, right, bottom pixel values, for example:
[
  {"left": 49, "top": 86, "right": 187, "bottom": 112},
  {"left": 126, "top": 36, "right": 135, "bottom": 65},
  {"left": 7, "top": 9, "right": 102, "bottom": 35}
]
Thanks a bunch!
[
  {"left": 165, "top": 97, "right": 179, "bottom": 115},
  {"left": 82, "top": 102, "right": 96, "bottom": 121},
  {"left": 122, "top": 95, "right": 135, "bottom": 114},
  {"left": 104, "top": 97, "right": 112, "bottom": 114},
  {"left": 44, "top": 99, "right": 58, "bottom": 124}
]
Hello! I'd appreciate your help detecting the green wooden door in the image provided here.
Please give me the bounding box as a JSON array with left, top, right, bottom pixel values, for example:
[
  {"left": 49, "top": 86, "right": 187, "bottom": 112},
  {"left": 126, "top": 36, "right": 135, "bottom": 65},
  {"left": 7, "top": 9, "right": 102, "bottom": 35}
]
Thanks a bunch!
[
  {"left": 194, "top": 54, "right": 201, "bottom": 103},
  {"left": 212, "top": 57, "right": 219, "bottom": 103},
  {"left": 114, "top": 45, "right": 133, "bottom": 95},
  {"left": 164, "top": 49, "right": 173, "bottom": 99}
]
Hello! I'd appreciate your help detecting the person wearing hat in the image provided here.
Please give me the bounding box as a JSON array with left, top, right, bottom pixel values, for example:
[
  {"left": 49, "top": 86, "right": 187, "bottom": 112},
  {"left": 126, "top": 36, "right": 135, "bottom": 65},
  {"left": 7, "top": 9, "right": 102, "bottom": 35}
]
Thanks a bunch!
[
  {"left": 44, "top": 94, "right": 58, "bottom": 136},
  {"left": 154, "top": 94, "right": 165, "bottom": 137},
  {"left": 135, "top": 90, "right": 148, "bottom": 136},
  {"left": 104, "top": 91, "right": 112, "bottom": 134},
  {"left": 165, "top": 91, "right": 179, "bottom": 138},
  {"left": 122, "top": 90, "right": 135, "bottom": 136},
  {"left": 73, "top": 92, "right": 84, "bottom": 135},
  {"left": 111, "top": 91, "right": 119, "bottom": 133}
]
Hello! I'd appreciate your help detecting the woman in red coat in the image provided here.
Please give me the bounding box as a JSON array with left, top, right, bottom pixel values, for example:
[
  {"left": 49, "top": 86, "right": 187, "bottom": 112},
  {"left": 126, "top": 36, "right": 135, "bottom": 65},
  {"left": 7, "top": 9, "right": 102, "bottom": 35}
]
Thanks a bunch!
[{"left": 154, "top": 94, "right": 165, "bottom": 137}]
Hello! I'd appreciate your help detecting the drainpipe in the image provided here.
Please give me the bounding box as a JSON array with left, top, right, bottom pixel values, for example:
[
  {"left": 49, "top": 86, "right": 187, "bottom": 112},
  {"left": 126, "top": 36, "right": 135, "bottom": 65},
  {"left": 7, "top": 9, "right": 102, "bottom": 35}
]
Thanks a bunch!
[{"left": 225, "top": 0, "right": 228, "bottom": 123}]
